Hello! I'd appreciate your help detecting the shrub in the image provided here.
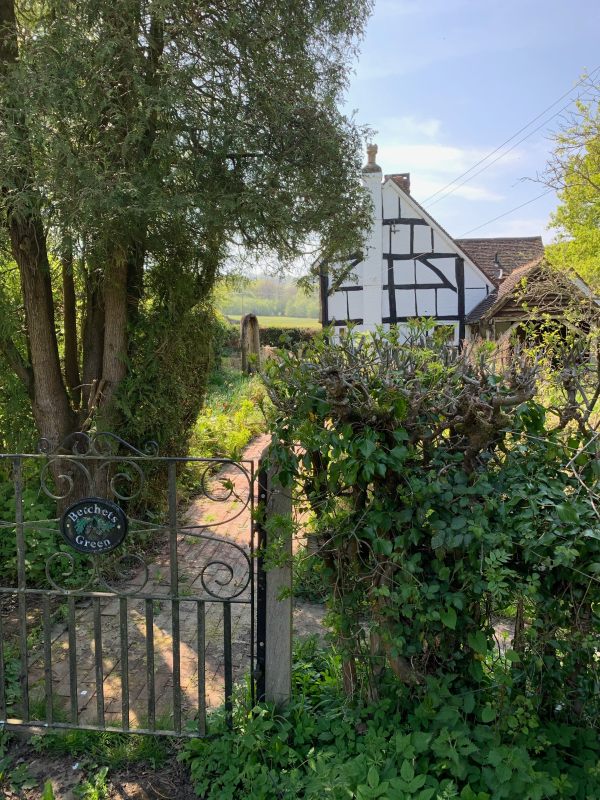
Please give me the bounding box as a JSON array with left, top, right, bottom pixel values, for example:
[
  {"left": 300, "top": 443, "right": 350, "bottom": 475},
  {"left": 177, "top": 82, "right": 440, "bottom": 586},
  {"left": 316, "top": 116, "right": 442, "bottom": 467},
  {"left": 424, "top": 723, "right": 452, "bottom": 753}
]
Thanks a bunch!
[
  {"left": 181, "top": 642, "right": 600, "bottom": 800},
  {"left": 292, "top": 545, "right": 328, "bottom": 602},
  {"left": 263, "top": 322, "right": 600, "bottom": 722},
  {"left": 113, "top": 304, "right": 216, "bottom": 457},
  {"left": 259, "top": 326, "right": 317, "bottom": 348}
]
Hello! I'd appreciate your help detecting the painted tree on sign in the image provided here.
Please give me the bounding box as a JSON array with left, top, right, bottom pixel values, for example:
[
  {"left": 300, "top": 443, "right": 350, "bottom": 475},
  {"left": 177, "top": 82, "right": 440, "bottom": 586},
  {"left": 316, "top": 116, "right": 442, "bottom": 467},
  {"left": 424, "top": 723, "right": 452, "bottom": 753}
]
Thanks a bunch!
[{"left": 0, "top": 0, "right": 372, "bottom": 452}]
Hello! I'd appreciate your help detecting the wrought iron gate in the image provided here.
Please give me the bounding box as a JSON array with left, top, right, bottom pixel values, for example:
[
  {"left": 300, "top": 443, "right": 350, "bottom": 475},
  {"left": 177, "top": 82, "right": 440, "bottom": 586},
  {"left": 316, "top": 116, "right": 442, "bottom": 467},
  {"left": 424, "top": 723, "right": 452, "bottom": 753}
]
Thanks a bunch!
[{"left": 0, "top": 432, "right": 259, "bottom": 737}]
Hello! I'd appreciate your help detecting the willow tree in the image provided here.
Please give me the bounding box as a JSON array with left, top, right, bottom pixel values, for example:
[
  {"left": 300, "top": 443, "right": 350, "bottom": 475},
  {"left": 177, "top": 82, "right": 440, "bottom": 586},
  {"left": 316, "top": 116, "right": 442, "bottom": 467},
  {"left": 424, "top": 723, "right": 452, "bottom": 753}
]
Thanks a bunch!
[{"left": 0, "top": 0, "right": 372, "bottom": 451}]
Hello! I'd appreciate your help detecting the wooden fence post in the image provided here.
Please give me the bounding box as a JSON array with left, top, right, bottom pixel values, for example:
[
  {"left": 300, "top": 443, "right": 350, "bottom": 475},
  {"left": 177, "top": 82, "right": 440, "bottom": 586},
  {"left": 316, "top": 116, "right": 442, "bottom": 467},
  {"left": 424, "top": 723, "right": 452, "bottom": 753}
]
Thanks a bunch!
[
  {"left": 257, "top": 456, "right": 292, "bottom": 706},
  {"left": 241, "top": 313, "right": 261, "bottom": 374}
]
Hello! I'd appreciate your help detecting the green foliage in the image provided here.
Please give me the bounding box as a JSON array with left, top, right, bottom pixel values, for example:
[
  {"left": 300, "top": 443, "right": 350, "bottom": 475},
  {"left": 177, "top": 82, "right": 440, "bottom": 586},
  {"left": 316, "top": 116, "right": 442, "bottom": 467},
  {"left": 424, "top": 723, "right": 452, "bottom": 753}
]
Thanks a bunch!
[
  {"left": 0, "top": 464, "right": 65, "bottom": 586},
  {"left": 189, "top": 369, "right": 266, "bottom": 461},
  {"left": 113, "top": 304, "right": 216, "bottom": 456},
  {"left": 263, "top": 323, "right": 600, "bottom": 721},
  {"left": 42, "top": 781, "right": 56, "bottom": 800},
  {"left": 218, "top": 276, "right": 320, "bottom": 319},
  {"left": 2, "top": 646, "right": 22, "bottom": 716},
  {"left": 32, "top": 725, "right": 172, "bottom": 772},
  {"left": 72, "top": 767, "right": 110, "bottom": 800},
  {"left": 259, "top": 326, "right": 318, "bottom": 348},
  {"left": 293, "top": 545, "right": 329, "bottom": 602},
  {"left": 181, "top": 643, "right": 600, "bottom": 799},
  {"left": 0, "top": 255, "right": 38, "bottom": 452},
  {"left": 0, "top": 365, "right": 37, "bottom": 453},
  {"left": 545, "top": 76, "right": 600, "bottom": 287}
]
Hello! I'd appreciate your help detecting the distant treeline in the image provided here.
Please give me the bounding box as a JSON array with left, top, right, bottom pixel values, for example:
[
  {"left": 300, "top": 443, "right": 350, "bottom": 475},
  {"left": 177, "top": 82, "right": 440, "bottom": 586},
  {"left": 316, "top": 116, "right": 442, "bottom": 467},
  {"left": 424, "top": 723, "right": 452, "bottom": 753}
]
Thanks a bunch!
[{"left": 218, "top": 277, "right": 319, "bottom": 318}]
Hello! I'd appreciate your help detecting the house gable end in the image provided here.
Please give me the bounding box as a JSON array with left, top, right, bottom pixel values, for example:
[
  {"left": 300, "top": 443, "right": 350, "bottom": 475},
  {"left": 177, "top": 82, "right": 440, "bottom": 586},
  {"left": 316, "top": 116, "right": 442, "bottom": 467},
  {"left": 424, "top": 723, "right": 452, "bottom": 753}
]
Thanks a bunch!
[{"left": 381, "top": 177, "right": 495, "bottom": 290}]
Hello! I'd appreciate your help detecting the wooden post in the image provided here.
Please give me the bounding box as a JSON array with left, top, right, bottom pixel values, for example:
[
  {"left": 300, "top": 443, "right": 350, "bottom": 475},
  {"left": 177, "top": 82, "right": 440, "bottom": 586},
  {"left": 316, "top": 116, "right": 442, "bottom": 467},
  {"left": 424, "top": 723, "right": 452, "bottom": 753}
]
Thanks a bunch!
[
  {"left": 241, "top": 313, "right": 261, "bottom": 374},
  {"left": 257, "top": 456, "right": 292, "bottom": 706}
]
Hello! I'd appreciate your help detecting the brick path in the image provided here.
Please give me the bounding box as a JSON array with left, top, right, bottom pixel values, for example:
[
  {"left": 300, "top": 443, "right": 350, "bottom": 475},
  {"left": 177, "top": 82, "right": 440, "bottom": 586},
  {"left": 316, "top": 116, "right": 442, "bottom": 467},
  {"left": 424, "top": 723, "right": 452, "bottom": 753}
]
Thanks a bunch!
[{"left": 27, "top": 435, "right": 325, "bottom": 733}]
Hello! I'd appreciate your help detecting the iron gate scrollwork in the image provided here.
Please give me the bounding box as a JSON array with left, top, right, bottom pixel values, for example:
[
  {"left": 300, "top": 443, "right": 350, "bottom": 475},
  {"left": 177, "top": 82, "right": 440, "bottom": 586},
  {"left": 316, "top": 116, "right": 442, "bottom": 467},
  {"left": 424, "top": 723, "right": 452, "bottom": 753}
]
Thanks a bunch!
[{"left": 0, "top": 431, "right": 259, "bottom": 737}]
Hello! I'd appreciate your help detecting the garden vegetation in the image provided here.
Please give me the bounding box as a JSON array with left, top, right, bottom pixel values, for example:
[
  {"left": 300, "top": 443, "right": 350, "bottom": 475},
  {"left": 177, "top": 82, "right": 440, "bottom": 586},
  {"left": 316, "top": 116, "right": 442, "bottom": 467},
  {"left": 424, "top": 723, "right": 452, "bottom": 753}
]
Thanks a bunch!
[
  {"left": 0, "top": 0, "right": 372, "bottom": 456},
  {"left": 181, "top": 321, "right": 600, "bottom": 799}
]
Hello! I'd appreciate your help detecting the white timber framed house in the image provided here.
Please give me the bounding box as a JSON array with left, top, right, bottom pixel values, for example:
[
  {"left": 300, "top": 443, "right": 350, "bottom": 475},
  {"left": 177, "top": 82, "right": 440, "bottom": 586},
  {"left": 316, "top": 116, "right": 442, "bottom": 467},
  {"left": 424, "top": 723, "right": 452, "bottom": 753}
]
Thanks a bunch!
[{"left": 320, "top": 144, "right": 545, "bottom": 345}]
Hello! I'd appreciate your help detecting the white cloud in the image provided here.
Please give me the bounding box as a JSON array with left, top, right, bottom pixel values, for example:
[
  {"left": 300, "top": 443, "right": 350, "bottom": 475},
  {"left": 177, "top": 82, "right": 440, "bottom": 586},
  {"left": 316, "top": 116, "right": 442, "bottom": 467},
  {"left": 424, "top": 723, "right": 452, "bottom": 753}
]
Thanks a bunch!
[
  {"left": 484, "top": 217, "right": 555, "bottom": 243},
  {"left": 378, "top": 142, "right": 523, "bottom": 176},
  {"left": 414, "top": 179, "right": 504, "bottom": 203},
  {"left": 373, "top": 141, "right": 521, "bottom": 206},
  {"left": 380, "top": 114, "right": 441, "bottom": 140}
]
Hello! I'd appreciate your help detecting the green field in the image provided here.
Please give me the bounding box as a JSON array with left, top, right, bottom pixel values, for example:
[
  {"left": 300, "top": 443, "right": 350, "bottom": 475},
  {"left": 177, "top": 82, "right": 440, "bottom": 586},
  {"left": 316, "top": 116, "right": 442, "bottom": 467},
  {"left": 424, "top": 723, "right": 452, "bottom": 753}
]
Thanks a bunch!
[{"left": 226, "top": 314, "right": 321, "bottom": 329}]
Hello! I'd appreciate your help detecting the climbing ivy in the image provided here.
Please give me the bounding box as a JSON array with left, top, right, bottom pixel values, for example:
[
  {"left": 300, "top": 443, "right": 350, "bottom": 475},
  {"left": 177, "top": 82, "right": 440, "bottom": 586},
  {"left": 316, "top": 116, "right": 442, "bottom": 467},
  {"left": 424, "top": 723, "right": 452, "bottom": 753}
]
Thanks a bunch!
[{"left": 264, "top": 322, "right": 600, "bottom": 723}]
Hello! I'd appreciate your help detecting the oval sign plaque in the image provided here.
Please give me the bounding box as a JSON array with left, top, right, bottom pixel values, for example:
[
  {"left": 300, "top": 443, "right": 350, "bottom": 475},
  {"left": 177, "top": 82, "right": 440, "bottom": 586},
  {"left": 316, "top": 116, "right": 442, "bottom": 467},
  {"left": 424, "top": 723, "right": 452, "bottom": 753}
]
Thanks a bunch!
[{"left": 60, "top": 497, "right": 128, "bottom": 554}]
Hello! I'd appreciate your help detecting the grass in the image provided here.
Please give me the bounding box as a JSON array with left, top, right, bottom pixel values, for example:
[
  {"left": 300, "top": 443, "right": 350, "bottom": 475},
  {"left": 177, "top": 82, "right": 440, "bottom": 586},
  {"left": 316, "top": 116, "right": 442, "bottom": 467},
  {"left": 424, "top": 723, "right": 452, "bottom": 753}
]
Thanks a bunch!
[
  {"left": 188, "top": 366, "right": 267, "bottom": 461},
  {"left": 30, "top": 719, "right": 174, "bottom": 771},
  {"left": 226, "top": 314, "right": 320, "bottom": 329}
]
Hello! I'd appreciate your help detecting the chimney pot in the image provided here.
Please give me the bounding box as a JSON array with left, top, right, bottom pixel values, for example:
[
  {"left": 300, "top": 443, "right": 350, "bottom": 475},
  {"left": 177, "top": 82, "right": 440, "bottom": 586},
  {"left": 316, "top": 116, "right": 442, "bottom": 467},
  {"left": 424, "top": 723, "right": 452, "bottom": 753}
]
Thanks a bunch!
[{"left": 363, "top": 142, "right": 382, "bottom": 173}]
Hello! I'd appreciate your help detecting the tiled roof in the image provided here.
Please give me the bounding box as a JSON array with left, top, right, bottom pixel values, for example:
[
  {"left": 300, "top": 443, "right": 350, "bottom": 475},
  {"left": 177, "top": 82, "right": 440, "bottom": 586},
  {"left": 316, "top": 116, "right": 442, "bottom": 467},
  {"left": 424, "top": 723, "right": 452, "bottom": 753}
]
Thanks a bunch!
[
  {"left": 466, "top": 256, "right": 545, "bottom": 323},
  {"left": 455, "top": 236, "right": 544, "bottom": 283},
  {"left": 465, "top": 290, "right": 498, "bottom": 323},
  {"left": 386, "top": 173, "right": 411, "bottom": 193}
]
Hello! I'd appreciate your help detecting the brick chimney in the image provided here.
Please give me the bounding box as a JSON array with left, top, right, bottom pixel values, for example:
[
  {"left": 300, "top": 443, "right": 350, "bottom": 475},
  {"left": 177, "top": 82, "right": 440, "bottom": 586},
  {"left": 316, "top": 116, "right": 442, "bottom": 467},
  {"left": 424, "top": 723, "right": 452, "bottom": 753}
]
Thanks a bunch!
[{"left": 385, "top": 172, "right": 411, "bottom": 194}]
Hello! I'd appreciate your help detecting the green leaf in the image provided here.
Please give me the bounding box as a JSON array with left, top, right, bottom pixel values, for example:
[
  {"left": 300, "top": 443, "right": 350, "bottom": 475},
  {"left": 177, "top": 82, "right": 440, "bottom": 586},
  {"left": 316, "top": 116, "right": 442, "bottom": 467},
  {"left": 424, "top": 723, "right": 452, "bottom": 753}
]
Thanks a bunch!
[
  {"left": 411, "top": 732, "right": 431, "bottom": 752},
  {"left": 462, "top": 692, "right": 475, "bottom": 714},
  {"left": 367, "top": 765, "right": 379, "bottom": 789},
  {"left": 407, "top": 774, "right": 427, "bottom": 791},
  {"left": 496, "top": 762, "right": 512, "bottom": 783},
  {"left": 431, "top": 533, "right": 445, "bottom": 549},
  {"left": 440, "top": 607, "right": 457, "bottom": 630},
  {"left": 359, "top": 439, "right": 377, "bottom": 458},
  {"left": 481, "top": 705, "right": 496, "bottom": 723},
  {"left": 400, "top": 760, "right": 414, "bottom": 782},
  {"left": 42, "top": 782, "right": 55, "bottom": 800},
  {"left": 467, "top": 630, "right": 488, "bottom": 655},
  {"left": 486, "top": 748, "right": 504, "bottom": 767},
  {"left": 583, "top": 528, "right": 600, "bottom": 540},
  {"left": 556, "top": 503, "right": 579, "bottom": 524}
]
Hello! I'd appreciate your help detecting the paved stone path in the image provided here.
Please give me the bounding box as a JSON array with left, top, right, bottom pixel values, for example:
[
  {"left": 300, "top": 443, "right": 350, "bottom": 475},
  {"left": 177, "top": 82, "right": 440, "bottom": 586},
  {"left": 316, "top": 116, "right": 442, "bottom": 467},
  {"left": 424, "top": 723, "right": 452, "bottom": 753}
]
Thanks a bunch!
[{"left": 26, "top": 435, "right": 325, "bottom": 733}]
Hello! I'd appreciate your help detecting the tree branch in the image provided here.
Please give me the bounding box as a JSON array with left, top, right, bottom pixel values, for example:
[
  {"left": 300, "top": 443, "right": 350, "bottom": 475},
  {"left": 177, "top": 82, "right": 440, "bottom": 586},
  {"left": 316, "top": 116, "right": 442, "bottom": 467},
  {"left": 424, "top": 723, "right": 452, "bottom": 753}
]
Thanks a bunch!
[{"left": 0, "top": 335, "right": 33, "bottom": 397}]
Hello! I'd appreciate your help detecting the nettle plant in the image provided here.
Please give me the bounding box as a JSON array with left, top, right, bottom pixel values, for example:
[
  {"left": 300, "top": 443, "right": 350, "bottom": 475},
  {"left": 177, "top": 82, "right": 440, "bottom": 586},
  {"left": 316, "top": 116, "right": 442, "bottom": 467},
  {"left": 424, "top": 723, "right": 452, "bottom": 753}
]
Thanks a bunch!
[{"left": 264, "top": 322, "right": 600, "bottom": 721}]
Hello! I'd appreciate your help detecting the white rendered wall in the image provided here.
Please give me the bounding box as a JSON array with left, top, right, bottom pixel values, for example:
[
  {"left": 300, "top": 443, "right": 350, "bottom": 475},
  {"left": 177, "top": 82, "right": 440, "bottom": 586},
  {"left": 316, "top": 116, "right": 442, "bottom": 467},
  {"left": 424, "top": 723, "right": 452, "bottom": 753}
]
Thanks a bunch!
[{"left": 326, "top": 174, "right": 493, "bottom": 342}]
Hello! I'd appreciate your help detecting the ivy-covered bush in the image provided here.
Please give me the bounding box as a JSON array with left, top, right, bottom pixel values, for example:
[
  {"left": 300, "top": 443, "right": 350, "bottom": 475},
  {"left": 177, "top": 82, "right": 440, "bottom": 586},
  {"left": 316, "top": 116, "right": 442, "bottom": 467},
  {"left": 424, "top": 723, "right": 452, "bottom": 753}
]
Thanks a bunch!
[{"left": 263, "top": 322, "right": 600, "bottom": 723}]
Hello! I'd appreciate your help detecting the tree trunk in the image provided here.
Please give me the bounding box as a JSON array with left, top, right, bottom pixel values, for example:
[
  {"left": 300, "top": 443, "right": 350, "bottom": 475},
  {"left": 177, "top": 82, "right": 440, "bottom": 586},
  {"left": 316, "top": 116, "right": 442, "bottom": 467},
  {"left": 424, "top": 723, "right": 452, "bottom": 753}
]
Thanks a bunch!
[
  {"left": 62, "top": 238, "right": 81, "bottom": 407},
  {"left": 8, "top": 215, "right": 75, "bottom": 444},
  {"left": 81, "top": 269, "right": 105, "bottom": 413},
  {"left": 0, "top": 0, "right": 75, "bottom": 448},
  {"left": 101, "top": 253, "right": 129, "bottom": 416}
]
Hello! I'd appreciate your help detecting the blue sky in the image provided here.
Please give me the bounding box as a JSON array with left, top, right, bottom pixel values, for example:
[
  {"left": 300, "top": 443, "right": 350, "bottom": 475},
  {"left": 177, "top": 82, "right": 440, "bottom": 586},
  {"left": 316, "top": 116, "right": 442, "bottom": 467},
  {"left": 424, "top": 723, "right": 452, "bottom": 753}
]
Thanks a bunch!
[{"left": 344, "top": 0, "right": 599, "bottom": 242}]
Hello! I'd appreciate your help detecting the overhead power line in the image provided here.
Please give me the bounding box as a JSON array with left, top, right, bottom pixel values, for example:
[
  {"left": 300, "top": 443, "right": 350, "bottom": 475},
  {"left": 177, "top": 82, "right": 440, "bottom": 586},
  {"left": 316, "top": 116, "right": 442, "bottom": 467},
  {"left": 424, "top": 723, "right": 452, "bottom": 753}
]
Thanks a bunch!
[
  {"left": 426, "top": 100, "right": 573, "bottom": 209},
  {"left": 421, "top": 66, "right": 600, "bottom": 207},
  {"left": 458, "top": 188, "right": 554, "bottom": 237}
]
